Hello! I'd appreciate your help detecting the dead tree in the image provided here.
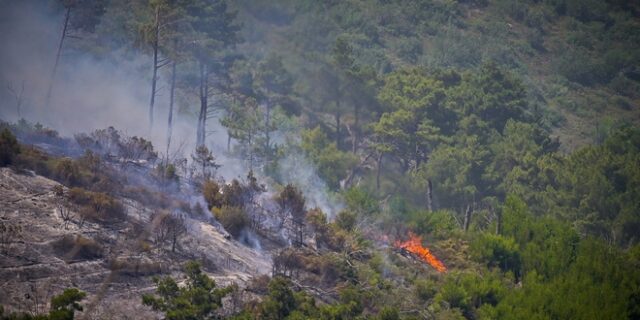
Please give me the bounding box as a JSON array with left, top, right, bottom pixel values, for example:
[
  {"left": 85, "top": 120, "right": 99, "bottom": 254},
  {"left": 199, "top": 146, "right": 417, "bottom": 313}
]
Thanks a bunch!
[
  {"left": 167, "top": 213, "right": 186, "bottom": 252},
  {"left": 151, "top": 211, "right": 186, "bottom": 253},
  {"left": 276, "top": 184, "right": 306, "bottom": 247},
  {"left": 7, "top": 81, "right": 25, "bottom": 117},
  {"left": 53, "top": 185, "right": 74, "bottom": 229}
]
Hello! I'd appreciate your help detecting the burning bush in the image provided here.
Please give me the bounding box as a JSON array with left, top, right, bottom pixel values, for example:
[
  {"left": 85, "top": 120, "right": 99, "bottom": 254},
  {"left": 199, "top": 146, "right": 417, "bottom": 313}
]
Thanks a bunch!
[
  {"left": 0, "top": 128, "right": 20, "bottom": 166},
  {"left": 395, "top": 232, "right": 447, "bottom": 273},
  {"left": 212, "top": 206, "right": 249, "bottom": 238}
]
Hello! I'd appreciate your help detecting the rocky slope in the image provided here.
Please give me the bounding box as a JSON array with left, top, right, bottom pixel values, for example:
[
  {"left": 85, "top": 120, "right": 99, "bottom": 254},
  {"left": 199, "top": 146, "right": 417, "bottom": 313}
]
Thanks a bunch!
[{"left": 0, "top": 167, "right": 272, "bottom": 319}]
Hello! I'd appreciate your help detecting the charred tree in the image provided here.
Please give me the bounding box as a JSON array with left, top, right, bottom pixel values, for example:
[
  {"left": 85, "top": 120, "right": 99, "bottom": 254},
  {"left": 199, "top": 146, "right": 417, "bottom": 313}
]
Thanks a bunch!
[{"left": 7, "top": 81, "right": 25, "bottom": 118}]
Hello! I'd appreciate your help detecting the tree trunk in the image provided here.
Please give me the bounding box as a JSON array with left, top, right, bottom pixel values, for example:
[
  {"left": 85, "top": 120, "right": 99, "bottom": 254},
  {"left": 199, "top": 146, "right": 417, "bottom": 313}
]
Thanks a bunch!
[
  {"left": 149, "top": 6, "right": 160, "bottom": 129},
  {"left": 197, "top": 63, "right": 208, "bottom": 147},
  {"left": 166, "top": 60, "right": 176, "bottom": 160},
  {"left": 264, "top": 101, "right": 271, "bottom": 165},
  {"left": 45, "top": 6, "right": 71, "bottom": 109},
  {"left": 426, "top": 179, "right": 433, "bottom": 212},
  {"left": 335, "top": 107, "right": 341, "bottom": 150},
  {"left": 376, "top": 152, "right": 383, "bottom": 190},
  {"left": 463, "top": 204, "right": 473, "bottom": 232},
  {"left": 352, "top": 103, "right": 359, "bottom": 154}
]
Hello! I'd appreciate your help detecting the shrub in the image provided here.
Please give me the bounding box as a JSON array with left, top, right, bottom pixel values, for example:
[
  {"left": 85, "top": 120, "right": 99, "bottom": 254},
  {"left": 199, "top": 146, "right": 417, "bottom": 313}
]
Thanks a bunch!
[
  {"left": 52, "top": 235, "right": 103, "bottom": 260},
  {"left": 202, "top": 179, "right": 223, "bottom": 209},
  {"left": 335, "top": 210, "right": 357, "bottom": 231},
  {"left": 53, "top": 158, "right": 81, "bottom": 186},
  {"left": 414, "top": 278, "right": 438, "bottom": 301},
  {"left": 0, "top": 128, "right": 20, "bottom": 166},
  {"left": 471, "top": 233, "right": 521, "bottom": 277},
  {"left": 212, "top": 206, "right": 249, "bottom": 238},
  {"left": 68, "top": 188, "right": 126, "bottom": 222},
  {"left": 109, "top": 258, "right": 162, "bottom": 276}
]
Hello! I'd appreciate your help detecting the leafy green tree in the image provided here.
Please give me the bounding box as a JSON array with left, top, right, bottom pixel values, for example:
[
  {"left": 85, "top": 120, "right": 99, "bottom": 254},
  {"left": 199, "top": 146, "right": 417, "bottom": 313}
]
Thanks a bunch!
[
  {"left": 182, "top": 0, "right": 241, "bottom": 146},
  {"left": 142, "top": 261, "right": 233, "bottom": 320},
  {"left": 48, "top": 288, "right": 86, "bottom": 320},
  {"left": 253, "top": 55, "right": 296, "bottom": 168},
  {"left": 300, "top": 127, "right": 357, "bottom": 189},
  {"left": 0, "top": 288, "right": 86, "bottom": 320},
  {"left": 449, "top": 63, "right": 530, "bottom": 137},
  {"left": 471, "top": 233, "right": 521, "bottom": 278},
  {"left": 258, "top": 277, "right": 298, "bottom": 320},
  {"left": 373, "top": 68, "right": 454, "bottom": 172},
  {"left": 483, "top": 120, "right": 558, "bottom": 201}
]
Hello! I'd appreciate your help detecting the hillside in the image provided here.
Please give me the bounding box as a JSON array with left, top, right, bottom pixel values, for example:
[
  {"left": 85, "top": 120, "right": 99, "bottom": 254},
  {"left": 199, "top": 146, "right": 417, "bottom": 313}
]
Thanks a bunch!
[{"left": 0, "top": 0, "right": 639, "bottom": 319}]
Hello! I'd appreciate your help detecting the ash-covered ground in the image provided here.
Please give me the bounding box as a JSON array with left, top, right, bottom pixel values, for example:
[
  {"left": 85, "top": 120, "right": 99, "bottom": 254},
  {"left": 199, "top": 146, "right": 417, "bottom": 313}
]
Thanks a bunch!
[{"left": 0, "top": 157, "right": 273, "bottom": 318}]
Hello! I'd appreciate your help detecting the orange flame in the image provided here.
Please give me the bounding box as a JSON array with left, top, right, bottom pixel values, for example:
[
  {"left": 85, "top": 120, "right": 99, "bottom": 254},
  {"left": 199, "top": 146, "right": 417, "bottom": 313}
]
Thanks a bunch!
[{"left": 394, "top": 232, "right": 446, "bottom": 273}]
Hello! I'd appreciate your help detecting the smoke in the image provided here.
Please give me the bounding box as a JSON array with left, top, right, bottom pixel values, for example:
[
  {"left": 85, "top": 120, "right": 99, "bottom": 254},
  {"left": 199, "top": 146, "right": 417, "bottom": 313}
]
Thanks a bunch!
[
  {"left": 0, "top": 0, "right": 344, "bottom": 220},
  {"left": 277, "top": 152, "right": 344, "bottom": 219}
]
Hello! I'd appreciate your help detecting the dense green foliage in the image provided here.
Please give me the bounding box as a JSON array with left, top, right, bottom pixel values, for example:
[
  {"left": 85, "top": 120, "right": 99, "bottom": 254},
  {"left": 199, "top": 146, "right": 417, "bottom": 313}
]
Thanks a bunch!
[
  {"left": 142, "top": 261, "right": 233, "bottom": 319},
  {"left": 0, "top": 289, "right": 86, "bottom": 320}
]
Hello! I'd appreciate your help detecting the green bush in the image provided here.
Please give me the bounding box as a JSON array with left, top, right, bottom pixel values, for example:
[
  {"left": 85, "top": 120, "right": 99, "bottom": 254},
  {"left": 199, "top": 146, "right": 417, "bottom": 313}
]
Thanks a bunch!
[
  {"left": 212, "top": 206, "right": 249, "bottom": 238},
  {"left": 0, "top": 128, "right": 20, "bottom": 167},
  {"left": 471, "top": 233, "right": 521, "bottom": 277}
]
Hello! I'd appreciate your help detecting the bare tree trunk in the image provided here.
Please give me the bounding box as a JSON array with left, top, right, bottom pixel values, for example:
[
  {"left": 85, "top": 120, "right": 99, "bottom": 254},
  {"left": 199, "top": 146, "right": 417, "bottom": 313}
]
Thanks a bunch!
[
  {"left": 463, "top": 204, "right": 473, "bottom": 232},
  {"left": 376, "top": 152, "right": 383, "bottom": 191},
  {"left": 335, "top": 106, "right": 341, "bottom": 150},
  {"left": 197, "top": 63, "right": 208, "bottom": 147},
  {"left": 149, "top": 6, "right": 160, "bottom": 130},
  {"left": 426, "top": 179, "right": 433, "bottom": 212},
  {"left": 264, "top": 101, "right": 271, "bottom": 165},
  {"left": 45, "top": 6, "right": 71, "bottom": 109},
  {"left": 352, "top": 103, "right": 359, "bottom": 154},
  {"left": 166, "top": 60, "right": 176, "bottom": 160}
]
